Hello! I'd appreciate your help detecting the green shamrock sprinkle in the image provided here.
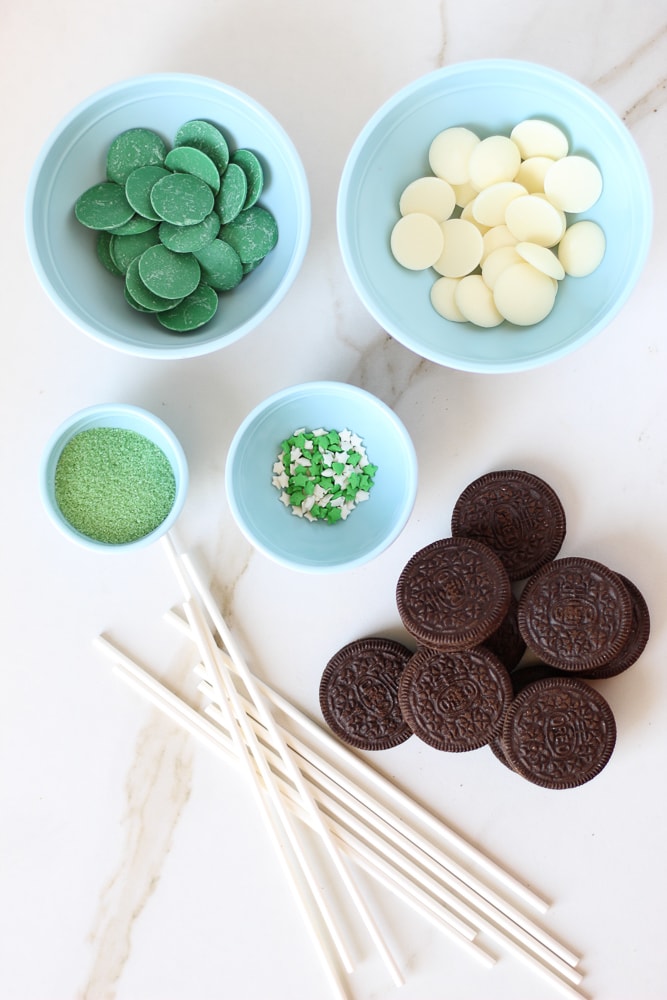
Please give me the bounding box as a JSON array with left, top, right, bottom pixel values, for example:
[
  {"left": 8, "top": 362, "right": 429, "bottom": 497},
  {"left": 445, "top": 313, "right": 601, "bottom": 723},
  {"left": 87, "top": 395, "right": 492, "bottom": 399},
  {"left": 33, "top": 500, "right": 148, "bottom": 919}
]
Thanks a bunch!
[{"left": 271, "top": 427, "right": 377, "bottom": 524}]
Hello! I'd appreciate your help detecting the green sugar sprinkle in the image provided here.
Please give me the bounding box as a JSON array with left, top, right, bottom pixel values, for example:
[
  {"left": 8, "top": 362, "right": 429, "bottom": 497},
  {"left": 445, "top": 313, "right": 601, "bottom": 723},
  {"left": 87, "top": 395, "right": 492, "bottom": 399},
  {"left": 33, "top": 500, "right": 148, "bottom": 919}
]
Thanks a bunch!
[
  {"left": 54, "top": 428, "right": 176, "bottom": 544},
  {"left": 272, "top": 427, "right": 377, "bottom": 524}
]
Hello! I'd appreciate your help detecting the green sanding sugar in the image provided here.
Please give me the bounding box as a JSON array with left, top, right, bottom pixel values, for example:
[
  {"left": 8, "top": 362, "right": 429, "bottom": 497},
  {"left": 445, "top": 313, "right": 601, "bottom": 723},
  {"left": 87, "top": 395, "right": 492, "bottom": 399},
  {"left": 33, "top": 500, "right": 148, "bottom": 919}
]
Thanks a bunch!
[
  {"left": 54, "top": 427, "right": 176, "bottom": 544},
  {"left": 272, "top": 427, "right": 378, "bottom": 524}
]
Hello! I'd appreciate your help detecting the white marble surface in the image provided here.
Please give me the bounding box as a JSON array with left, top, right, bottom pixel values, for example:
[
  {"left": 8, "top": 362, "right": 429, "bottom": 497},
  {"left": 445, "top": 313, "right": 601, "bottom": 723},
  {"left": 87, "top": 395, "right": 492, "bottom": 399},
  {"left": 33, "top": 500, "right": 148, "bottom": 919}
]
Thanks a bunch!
[{"left": 2, "top": 2, "right": 667, "bottom": 999}]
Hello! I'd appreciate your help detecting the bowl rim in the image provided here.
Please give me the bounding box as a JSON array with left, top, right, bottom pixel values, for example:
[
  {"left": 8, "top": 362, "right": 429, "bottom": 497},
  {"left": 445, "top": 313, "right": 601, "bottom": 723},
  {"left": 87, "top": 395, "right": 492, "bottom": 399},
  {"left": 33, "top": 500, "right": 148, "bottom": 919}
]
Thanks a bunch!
[
  {"left": 337, "top": 58, "right": 653, "bottom": 374},
  {"left": 25, "top": 72, "right": 311, "bottom": 360},
  {"left": 225, "top": 379, "right": 419, "bottom": 573},
  {"left": 39, "top": 402, "right": 189, "bottom": 551}
]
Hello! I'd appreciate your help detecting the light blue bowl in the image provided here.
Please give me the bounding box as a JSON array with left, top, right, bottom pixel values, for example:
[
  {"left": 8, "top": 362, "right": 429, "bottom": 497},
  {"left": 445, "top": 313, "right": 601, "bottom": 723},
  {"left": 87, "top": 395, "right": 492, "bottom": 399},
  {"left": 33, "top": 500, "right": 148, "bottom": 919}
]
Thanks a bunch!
[
  {"left": 26, "top": 74, "right": 310, "bottom": 359},
  {"left": 225, "top": 381, "right": 418, "bottom": 573},
  {"left": 39, "top": 403, "right": 189, "bottom": 551},
  {"left": 337, "top": 60, "right": 652, "bottom": 373}
]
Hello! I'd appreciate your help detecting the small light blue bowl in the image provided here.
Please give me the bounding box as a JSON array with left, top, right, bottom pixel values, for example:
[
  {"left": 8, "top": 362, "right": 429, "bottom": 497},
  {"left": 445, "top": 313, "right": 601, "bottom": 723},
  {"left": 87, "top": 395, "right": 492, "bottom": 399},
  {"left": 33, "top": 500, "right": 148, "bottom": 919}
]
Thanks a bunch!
[
  {"left": 337, "top": 60, "right": 652, "bottom": 373},
  {"left": 225, "top": 381, "right": 418, "bottom": 573},
  {"left": 39, "top": 403, "right": 189, "bottom": 552},
  {"left": 25, "top": 73, "right": 310, "bottom": 359}
]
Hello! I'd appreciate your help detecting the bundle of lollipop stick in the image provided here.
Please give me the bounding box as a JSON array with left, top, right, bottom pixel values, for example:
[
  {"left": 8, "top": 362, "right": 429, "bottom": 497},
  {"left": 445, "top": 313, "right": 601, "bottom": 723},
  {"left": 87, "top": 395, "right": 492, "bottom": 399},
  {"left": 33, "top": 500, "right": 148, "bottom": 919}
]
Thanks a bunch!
[{"left": 94, "top": 533, "right": 587, "bottom": 1000}]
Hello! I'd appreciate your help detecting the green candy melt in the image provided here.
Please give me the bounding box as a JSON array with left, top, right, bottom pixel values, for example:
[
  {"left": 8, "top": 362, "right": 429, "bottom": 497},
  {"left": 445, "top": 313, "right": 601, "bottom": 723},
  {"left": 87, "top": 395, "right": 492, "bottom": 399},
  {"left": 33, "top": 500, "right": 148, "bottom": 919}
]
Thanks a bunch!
[
  {"left": 215, "top": 162, "right": 247, "bottom": 224},
  {"left": 138, "top": 243, "right": 201, "bottom": 299},
  {"left": 174, "top": 119, "right": 230, "bottom": 173},
  {"left": 110, "top": 228, "right": 161, "bottom": 274},
  {"left": 157, "top": 283, "right": 218, "bottom": 332},
  {"left": 231, "top": 148, "right": 264, "bottom": 209},
  {"left": 125, "top": 256, "right": 183, "bottom": 312},
  {"left": 75, "top": 120, "right": 279, "bottom": 333},
  {"left": 194, "top": 238, "right": 243, "bottom": 291},
  {"left": 96, "top": 232, "right": 124, "bottom": 276},
  {"left": 219, "top": 205, "right": 278, "bottom": 264},
  {"left": 159, "top": 210, "right": 220, "bottom": 254},
  {"left": 106, "top": 128, "right": 167, "bottom": 185},
  {"left": 124, "top": 285, "right": 155, "bottom": 313},
  {"left": 75, "top": 182, "right": 134, "bottom": 231},
  {"left": 107, "top": 214, "right": 159, "bottom": 236},
  {"left": 150, "top": 172, "right": 215, "bottom": 226},
  {"left": 125, "top": 165, "right": 171, "bottom": 220},
  {"left": 164, "top": 145, "right": 221, "bottom": 193}
]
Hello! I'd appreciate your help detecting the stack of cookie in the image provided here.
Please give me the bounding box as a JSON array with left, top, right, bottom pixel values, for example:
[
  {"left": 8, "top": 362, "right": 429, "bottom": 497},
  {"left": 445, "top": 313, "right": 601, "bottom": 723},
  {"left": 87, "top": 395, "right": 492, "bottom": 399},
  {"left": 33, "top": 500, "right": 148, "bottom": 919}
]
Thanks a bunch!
[{"left": 319, "top": 470, "right": 650, "bottom": 790}]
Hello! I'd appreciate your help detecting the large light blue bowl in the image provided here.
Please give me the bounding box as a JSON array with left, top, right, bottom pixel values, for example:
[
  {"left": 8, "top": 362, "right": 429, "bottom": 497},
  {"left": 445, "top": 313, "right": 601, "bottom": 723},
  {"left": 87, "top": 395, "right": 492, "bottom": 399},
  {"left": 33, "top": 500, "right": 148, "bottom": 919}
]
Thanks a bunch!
[
  {"left": 40, "top": 403, "right": 189, "bottom": 551},
  {"left": 337, "top": 60, "right": 652, "bottom": 373},
  {"left": 26, "top": 74, "right": 310, "bottom": 359},
  {"left": 225, "top": 381, "right": 418, "bottom": 573}
]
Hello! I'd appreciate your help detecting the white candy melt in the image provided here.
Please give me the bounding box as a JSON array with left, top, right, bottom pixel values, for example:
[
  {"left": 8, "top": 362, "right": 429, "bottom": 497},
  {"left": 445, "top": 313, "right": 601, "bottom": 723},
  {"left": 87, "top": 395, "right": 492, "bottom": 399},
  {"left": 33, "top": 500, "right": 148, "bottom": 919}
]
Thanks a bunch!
[
  {"left": 455, "top": 274, "right": 504, "bottom": 327},
  {"left": 390, "top": 212, "right": 444, "bottom": 269},
  {"left": 515, "top": 156, "right": 555, "bottom": 194},
  {"left": 510, "top": 119, "right": 569, "bottom": 160},
  {"left": 544, "top": 155, "right": 603, "bottom": 213},
  {"left": 452, "top": 180, "right": 478, "bottom": 208},
  {"left": 505, "top": 194, "right": 565, "bottom": 247},
  {"left": 468, "top": 135, "right": 521, "bottom": 190},
  {"left": 399, "top": 176, "right": 456, "bottom": 221},
  {"left": 428, "top": 127, "right": 480, "bottom": 185},
  {"left": 390, "top": 117, "right": 606, "bottom": 330},
  {"left": 493, "top": 263, "right": 557, "bottom": 325},
  {"left": 460, "top": 199, "right": 489, "bottom": 233},
  {"left": 430, "top": 276, "right": 466, "bottom": 322},
  {"left": 481, "top": 224, "right": 518, "bottom": 262},
  {"left": 433, "top": 218, "right": 483, "bottom": 278},
  {"left": 481, "top": 245, "right": 523, "bottom": 290},
  {"left": 472, "top": 181, "right": 528, "bottom": 228},
  {"left": 558, "top": 220, "right": 606, "bottom": 276},
  {"left": 516, "top": 242, "right": 565, "bottom": 281}
]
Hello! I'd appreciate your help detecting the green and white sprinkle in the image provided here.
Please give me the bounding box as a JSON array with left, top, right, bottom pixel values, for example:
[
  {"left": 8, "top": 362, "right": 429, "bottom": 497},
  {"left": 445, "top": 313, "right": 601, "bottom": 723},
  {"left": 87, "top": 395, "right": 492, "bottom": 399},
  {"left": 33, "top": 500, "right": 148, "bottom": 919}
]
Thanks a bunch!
[{"left": 272, "top": 427, "right": 377, "bottom": 524}]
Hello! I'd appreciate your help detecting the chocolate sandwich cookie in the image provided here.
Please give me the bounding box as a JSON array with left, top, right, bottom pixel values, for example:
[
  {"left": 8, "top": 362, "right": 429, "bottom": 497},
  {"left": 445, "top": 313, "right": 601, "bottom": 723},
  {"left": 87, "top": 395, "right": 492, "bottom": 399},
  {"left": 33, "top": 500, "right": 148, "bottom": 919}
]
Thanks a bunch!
[
  {"left": 396, "top": 537, "right": 512, "bottom": 650},
  {"left": 575, "top": 574, "right": 650, "bottom": 679},
  {"left": 488, "top": 735, "right": 513, "bottom": 768},
  {"left": 488, "top": 662, "right": 565, "bottom": 769},
  {"left": 319, "top": 637, "right": 413, "bottom": 751},
  {"left": 508, "top": 661, "right": 568, "bottom": 694},
  {"left": 398, "top": 645, "right": 513, "bottom": 752},
  {"left": 517, "top": 557, "right": 633, "bottom": 672},
  {"left": 483, "top": 593, "right": 526, "bottom": 671},
  {"left": 500, "top": 676, "right": 617, "bottom": 789},
  {"left": 451, "top": 469, "right": 566, "bottom": 580}
]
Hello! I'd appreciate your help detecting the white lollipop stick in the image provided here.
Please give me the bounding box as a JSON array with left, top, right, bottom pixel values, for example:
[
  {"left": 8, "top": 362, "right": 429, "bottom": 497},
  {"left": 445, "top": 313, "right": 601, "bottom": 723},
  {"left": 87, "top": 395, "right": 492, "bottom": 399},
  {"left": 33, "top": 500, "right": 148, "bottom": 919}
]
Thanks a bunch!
[
  {"left": 177, "top": 591, "right": 356, "bottom": 979},
  {"left": 162, "top": 538, "right": 358, "bottom": 980},
  {"left": 96, "top": 633, "right": 351, "bottom": 1000},
  {"left": 164, "top": 536, "right": 404, "bottom": 987},
  {"left": 97, "top": 635, "right": 494, "bottom": 969},
  {"left": 196, "top": 680, "right": 581, "bottom": 986}
]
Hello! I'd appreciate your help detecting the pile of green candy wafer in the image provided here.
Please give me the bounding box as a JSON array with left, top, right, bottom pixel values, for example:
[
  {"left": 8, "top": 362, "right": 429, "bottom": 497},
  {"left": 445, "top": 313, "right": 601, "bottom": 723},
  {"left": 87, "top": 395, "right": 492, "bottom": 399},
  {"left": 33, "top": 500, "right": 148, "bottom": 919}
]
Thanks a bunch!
[{"left": 74, "top": 121, "right": 279, "bottom": 332}]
